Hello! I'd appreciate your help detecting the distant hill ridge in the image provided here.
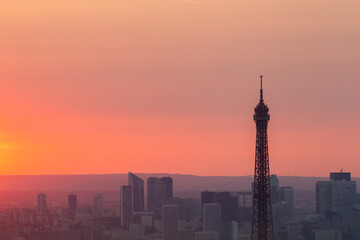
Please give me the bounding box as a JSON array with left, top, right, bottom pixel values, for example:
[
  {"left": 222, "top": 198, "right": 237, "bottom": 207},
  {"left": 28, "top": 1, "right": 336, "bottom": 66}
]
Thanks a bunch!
[{"left": 0, "top": 173, "right": 358, "bottom": 192}]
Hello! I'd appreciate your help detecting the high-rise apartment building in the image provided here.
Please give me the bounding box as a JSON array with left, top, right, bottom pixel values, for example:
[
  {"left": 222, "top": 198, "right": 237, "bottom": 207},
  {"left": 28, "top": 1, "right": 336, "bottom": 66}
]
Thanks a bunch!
[{"left": 128, "top": 172, "right": 144, "bottom": 212}]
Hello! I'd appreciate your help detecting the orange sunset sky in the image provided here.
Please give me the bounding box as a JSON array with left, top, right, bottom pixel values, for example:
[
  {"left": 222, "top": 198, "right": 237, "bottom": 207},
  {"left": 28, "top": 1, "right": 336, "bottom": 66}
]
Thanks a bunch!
[{"left": 0, "top": 0, "right": 359, "bottom": 176}]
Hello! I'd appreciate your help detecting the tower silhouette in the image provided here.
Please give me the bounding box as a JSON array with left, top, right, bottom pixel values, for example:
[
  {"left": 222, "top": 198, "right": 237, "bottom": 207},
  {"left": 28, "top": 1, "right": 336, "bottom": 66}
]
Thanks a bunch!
[{"left": 251, "top": 76, "right": 275, "bottom": 240}]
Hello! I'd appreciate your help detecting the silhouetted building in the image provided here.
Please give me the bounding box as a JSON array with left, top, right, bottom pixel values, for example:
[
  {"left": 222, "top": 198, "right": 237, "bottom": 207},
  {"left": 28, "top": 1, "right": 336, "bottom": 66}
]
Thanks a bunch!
[
  {"left": 330, "top": 171, "right": 351, "bottom": 182},
  {"left": 350, "top": 207, "right": 360, "bottom": 239},
  {"left": 203, "top": 203, "right": 221, "bottom": 232},
  {"left": 220, "top": 221, "right": 238, "bottom": 240},
  {"left": 147, "top": 177, "right": 173, "bottom": 214},
  {"left": 165, "top": 197, "right": 186, "bottom": 220},
  {"left": 316, "top": 171, "right": 356, "bottom": 217},
  {"left": 280, "top": 186, "right": 294, "bottom": 218},
  {"left": 120, "top": 185, "right": 133, "bottom": 228},
  {"left": 162, "top": 197, "right": 200, "bottom": 222},
  {"left": 270, "top": 174, "right": 280, "bottom": 205},
  {"left": 68, "top": 194, "right": 77, "bottom": 220},
  {"left": 273, "top": 201, "right": 292, "bottom": 230},
  {"left": 128, "top": 172, "right": 144, "bottom": 212},
  {"left": 133, "top": 212, "right": 153, "bottom": 227},
  {"left": 93, "top": 193, "right": 103, "bottom": 219},
  {"left": 184, "top": 198, "right": 201, "bottom": 222},
  {"left": 163, "top": 205, "right": 178, "bottom": 240},
  {"left": 37, "top": 193, "right": 47, "bottom": 215},
  {"left": 162, "top": 177, "right": 173, "bottom": 198},
  {"left": 315, "top": 171, "right": 357, "bottom": 238},
  {"left": 231, "top": 191, "right": 252, "bottom": 222},
  {"left": 201, "top": 191, "right": 238, "bottom": 222}
]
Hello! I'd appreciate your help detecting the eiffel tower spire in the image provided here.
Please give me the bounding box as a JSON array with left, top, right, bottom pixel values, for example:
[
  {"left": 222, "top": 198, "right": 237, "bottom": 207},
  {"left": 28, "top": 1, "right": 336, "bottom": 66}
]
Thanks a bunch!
[{"left": 251, "top": 75, "right": 275, "bottom": 240}]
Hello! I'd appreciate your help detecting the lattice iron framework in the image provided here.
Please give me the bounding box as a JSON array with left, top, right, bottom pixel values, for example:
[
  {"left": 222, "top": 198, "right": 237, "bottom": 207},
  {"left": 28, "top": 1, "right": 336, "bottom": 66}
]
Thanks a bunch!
[{"left": 251, "top": 76, "right": 275, "bottom": 240}]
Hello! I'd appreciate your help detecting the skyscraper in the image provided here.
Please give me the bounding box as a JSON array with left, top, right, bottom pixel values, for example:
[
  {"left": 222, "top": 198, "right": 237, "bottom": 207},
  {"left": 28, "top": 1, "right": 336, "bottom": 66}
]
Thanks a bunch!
[
  {"left": 37, "top": 193, "right": 47, "bottom": 215},
  {"left": 270, "top": 175, "right": 280, "bottom": 205},
  {"left": 330, "top": 170, "right": 351, "bottom": 181},
  {"left": 201, "top": 191, "right": 238, "bottom": 222},
  {"left": 163, "top": 205, "right": 178, "bottom": 240},
  {"left": 68, "top": 194, "right": 77, "bottom": 220},
  {"left": 316, "top": 171, "right": 356, "bottom": 217},
  {"left": 184, "top": 198, "right": 201, "bottom": 222},
  {"left": 121, "top": 185, "right": 133, "bottom": 228},
  {"left": 147, "top": 177, "right": 173, "bottom": 214},
  {"left": 128, "top": 172, "right": 144, "bottom": 212},
  {"left": 220, "top": 221, "right": 238, "bottom": 240},
  {"left": 162, "top": 177, "right": 173, "bottom": 199},
  {"left": 280, "top": 186, "right": 294, "bottom": 217},
  {"left": 251, "top": 76, "right": 275, "bottom": 240},
  {"left": 93, "top": 193, "right": 103, "bottom": 219},
  {"left": 203, "top": 203, "right": 221, "bottom": 232}
]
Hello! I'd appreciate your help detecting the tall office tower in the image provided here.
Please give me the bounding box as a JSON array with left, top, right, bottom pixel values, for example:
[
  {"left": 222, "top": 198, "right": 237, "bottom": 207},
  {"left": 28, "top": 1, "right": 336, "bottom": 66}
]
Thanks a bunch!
[
  {"left": 37, "top": 193, "right": 47, "bottom": 215},
  {"left": 162, "top": 177, "right": 173, "bottom": 198},
  {"left": 280, "top": 187, "right": 294, "bottom": 216},
  {"left": 316, "top": 171, "right": 356, "bottom": 217},
  {"left": 128, "top": 172, "right": 144, "bottom": 212},
  {"left": 231, "top": 191, "right": 253, "bottom": 222},
  {"left": 147, "top": 177, "right": 173, "bottom": 214},
  {"left": 330, "top": 170, "right": 351, "bottom": 181},
  {"left": 203, "top": 203, "right": 221, "bottom": 232},
  {"left": 93, "top": 193, "right": 103, "bottom": 218},
  {"left": 184, "top": 198, "right": 201, "bottom": 222},
  {"left": 270, "top": 175, "right": 280, "bottom": 204},
  {"left": 68, "top": 194, "right": 77, "bottom": 219},
  {"left": 163, "top": 205, "right": 178, "bottom": 240},
  {"left": 120, "top": 185, "right": 133, "bottom": 228},
  {"left": 164, "top": 197, "right": 188, "bottom": 221},
  {"left": 201, "top": 191, "right": 238, "bottom": 222},
  {"left": 148, "top": 177, "right": 163, "bottom": 213},
  {"left": 251, "top": 76, "right": 275, "bottom": 240},
  {"left": 93, "top": 194, "right": 103, "bottom": 240}
]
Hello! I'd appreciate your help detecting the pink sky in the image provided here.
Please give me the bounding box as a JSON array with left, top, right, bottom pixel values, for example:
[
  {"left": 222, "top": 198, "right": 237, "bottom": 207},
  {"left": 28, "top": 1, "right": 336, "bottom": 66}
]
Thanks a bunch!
[{"left": 0, "top": 0, "right": 359, "bottom": 176}]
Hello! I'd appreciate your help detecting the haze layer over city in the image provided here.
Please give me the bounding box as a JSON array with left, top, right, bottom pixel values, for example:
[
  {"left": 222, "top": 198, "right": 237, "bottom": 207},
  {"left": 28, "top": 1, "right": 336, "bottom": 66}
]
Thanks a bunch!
[{"left": 1, "top": 0, "right": 360, "bottom": 240}]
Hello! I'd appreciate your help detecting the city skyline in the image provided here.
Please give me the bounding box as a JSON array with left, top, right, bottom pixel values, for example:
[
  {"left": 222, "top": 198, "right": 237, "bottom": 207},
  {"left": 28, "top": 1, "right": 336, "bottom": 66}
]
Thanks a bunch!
[
  {"left": 1, "top": 0, "right": 360, "bottom": 177},
  {"left": 0, "top": 1, "right": 359, "bottom": 239},
  {"left": 0, "top": 170, "right": 351, "bottom": 240}
]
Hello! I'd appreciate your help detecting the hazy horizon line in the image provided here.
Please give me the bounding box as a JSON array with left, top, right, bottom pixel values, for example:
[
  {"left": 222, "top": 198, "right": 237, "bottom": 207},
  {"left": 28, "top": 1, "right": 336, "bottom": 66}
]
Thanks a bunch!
[{"left": 0, "top": 172, "right": 345, "bottom": 178}]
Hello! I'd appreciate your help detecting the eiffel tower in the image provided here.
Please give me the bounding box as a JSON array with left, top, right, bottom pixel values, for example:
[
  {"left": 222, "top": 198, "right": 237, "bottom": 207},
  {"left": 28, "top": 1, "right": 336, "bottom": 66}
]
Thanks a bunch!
[{"left": 251, "top": 75, "right": 275, "bottom": 240}]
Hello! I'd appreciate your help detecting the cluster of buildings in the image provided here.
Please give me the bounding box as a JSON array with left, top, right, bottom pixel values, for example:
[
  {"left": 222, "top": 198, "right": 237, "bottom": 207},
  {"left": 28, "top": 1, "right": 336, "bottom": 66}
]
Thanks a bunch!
[
  {"left": 0, "top": 171, "right": 358, "bottom": 240},
  {"left": 271, "top": 170, "right": 359, "bottom": 240}
]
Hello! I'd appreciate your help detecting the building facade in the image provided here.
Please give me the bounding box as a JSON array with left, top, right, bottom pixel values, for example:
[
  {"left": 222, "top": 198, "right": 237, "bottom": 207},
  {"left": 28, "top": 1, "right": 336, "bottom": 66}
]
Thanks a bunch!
[{"left": 128, "top": 172, "right": 144, "bottom": 212}]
